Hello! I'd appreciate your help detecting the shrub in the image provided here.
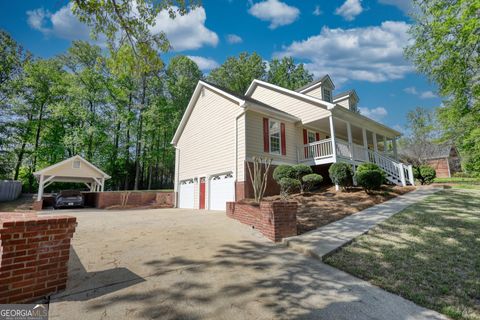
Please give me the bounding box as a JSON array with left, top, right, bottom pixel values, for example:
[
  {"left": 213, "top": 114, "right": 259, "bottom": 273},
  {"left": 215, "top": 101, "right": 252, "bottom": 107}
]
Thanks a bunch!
[
  {"left": 273, "top": 165, "right": 295, "bottom": 182},
  {"left": 453, "top": 172, "right": 472, "bottom": 178},
  {"left": 302, "top": 174, "right": 323, "bottom": 192},
  {"left": 292, "top": 164, "right": 313, "bottom": 192},
  {"left": 355, "top": 170, "right": 383, "bottom": 193},
  {"left": 414, "top": 165, "right": 437, "bottom": 185},
  {"left": 329, "top": 162, "right": 353, "bottom": 191},
  {"left": 356, "top": 162, "right": 386, "bottom": 182},
  {"left": 279, "top": 177, "right": 301, "bottom": 199}
]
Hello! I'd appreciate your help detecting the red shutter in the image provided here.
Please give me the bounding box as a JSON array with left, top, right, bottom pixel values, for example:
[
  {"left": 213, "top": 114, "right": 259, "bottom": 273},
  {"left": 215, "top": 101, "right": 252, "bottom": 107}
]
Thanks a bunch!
[
  {"left": 263, "top": 118, "right": 269, "bottom": 152},
  {"left": 316, "top": 132, "right": 320, "bottom": 141},
  {"left": 281, "top": 123, "right": 286, "bottom": 156},
  {"left": 303, "top": 129, "right": 308, "bottom": 158}
]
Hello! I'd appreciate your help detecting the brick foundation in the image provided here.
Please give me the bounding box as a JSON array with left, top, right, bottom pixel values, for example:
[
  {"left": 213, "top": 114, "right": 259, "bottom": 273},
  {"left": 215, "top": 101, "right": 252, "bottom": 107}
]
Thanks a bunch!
[
  {"left": 0, "top": 212, "right": 77, "bottom": 303},
  {"left": 32, "top": 200, "right": 43, "bottom": 211},
  {"left": 426, "top": 158, "right": 450, "bottom": 178},
  {"left": 226, "top": 201, "right": 297, "bottom": 242}
]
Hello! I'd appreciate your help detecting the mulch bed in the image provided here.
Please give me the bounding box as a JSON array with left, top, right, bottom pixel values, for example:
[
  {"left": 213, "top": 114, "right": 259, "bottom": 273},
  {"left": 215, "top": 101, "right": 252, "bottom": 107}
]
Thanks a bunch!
[{"left": 263, "top": 185, "right": 415, "bottom": 234}]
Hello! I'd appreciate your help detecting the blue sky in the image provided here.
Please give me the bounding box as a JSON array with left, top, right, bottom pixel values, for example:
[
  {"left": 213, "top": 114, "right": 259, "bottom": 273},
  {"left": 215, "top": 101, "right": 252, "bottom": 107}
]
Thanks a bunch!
[{"left": 0, "top": 0, "right": 441, "bottom": 131}]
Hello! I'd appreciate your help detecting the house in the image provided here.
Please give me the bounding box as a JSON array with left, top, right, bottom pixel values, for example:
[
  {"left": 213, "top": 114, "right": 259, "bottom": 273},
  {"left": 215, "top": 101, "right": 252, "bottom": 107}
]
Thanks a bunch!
[
  {"left": 424, "top": 145, "right": 460, "bottom": 178},
  {"left": 171, "top": 77, "right": 414, "bottom": 210}
]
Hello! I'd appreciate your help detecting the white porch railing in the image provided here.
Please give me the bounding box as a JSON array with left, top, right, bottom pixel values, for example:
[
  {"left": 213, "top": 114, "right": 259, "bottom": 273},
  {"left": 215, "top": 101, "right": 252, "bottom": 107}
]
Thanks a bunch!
[
  {"left": 298, "top": 138, "right": 415, "bottom": 186},
  {"left": 298, "top": 138, "right": 333, "bottom": 161}
]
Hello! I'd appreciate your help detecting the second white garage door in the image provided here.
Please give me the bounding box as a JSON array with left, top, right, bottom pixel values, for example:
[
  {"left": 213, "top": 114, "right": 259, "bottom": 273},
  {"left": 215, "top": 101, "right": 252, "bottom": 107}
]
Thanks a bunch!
[{"left": 209, "top": 174, "right": 234, "bottom": 211}]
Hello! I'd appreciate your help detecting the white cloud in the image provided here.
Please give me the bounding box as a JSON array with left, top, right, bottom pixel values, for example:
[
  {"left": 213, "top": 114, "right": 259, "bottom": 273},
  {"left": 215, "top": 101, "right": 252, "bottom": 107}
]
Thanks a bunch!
[
  {"left": 378, "top": 0, "right": 413, "bottom": 14},
  {"left": 152, "top": 7, "right": 218, "bottom": 51},
  {"left": 275, "top": 21, "right": 413, "bottom": 84},
  {"left": 27, "top": 4, "right": 91, "bottom": 41},
  {"left": 313, "top": 5, "right": 322, "bottom": 16},
  {"left": 404, "top": 86, "right": 437, "bottom": 99},
  {"left": 187, "top": 55, "right": 219, "bottom": 70},
  {"left": 26, "top": 4, "right": 218, "bottom": 51},
  {"left": 248, "top": 0, "right": 300, "bottom": 29},
  {"left": 403, "top": 86, "right": 418, "bottom": 95},
  {"left": 420, "top": 91, "right": 436, "bottom": 99},
  {"left": 358, "top": 107, "right": 388, "bottom": 121},
  {"left": 335, "top": 0, "right": 363, "bottom": 21},
  {"left": 226, "top": 34, "right": 243, "bottom": 44}
]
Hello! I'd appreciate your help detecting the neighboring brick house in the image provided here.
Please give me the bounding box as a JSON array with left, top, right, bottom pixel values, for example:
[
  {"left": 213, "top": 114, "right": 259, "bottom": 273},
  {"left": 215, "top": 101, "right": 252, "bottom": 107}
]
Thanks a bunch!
[
  {"left": 424, "top": 145, "right": 460, "bottom": 178},
  {"left": 171, "top": 77, "right": 414, "bottom": 210}
]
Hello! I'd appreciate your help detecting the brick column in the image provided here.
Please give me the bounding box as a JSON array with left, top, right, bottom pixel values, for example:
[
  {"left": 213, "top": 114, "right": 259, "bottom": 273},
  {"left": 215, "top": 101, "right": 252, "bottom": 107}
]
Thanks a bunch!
[{"left": 0, "top": 213, "right": 77, "bottom": 303}]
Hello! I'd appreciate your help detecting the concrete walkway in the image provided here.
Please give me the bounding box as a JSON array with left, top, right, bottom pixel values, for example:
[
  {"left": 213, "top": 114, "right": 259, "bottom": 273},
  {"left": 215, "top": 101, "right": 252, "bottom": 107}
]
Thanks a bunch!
[{"left": 284, "top": 187, "right": 442, "bottom": 260}]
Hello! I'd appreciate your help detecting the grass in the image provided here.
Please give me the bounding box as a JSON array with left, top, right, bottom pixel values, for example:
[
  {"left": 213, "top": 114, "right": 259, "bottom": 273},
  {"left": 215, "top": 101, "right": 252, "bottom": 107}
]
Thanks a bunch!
[
  {"left": 0, "top": 194, "right": 34, "bottom": 212},
  {"left": 324, "top": 189, "right": 480, "bottom": 320},
  {"left": 434, "top": 177, "right": 480, "bottom": 184}
]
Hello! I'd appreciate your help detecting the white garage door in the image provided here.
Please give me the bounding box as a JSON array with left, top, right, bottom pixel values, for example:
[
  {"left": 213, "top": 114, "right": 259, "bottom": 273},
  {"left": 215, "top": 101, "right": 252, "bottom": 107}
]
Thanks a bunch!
[
  {"left": 209, "top": 174, "right": 235, "bottom": 211},
  {"left": 178, "top": 180, "right": 194, "bottom": 208}
]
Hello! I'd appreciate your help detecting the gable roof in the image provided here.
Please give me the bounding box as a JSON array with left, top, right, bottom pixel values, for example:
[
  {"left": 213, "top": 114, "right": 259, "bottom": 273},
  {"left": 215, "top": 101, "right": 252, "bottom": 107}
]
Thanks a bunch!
[
  {"left": 245, "top": 79, "right": 336, "bottom": 109},
  {"left": 333, "top": 89, "right": 359, "bottom": 103},
  {"left": 33, "top": 155, "right": 111, "bottom": 178},
  {"left": 295, "top": 75, "right": 336, "bottom": 93},
  {"left": 171, "top": 80, "right": 300, "bottom": 146}
]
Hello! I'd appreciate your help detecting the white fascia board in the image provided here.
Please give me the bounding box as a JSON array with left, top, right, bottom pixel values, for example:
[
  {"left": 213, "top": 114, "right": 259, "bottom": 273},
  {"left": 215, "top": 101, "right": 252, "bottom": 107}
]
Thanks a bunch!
[
  {"left": 34, "top": 155, "right": 111, "bottom": 179},
  {"left": 171, "top": 81, "right": 245, "bottom": 146},
  {"left": 245, "top": 79, "right": 336, "bottom": 109}
]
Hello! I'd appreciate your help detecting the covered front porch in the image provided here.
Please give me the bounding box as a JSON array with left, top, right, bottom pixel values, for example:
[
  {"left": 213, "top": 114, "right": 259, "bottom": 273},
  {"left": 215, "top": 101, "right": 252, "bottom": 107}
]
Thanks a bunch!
[{"left": 296, "top": 111, "right": 414, "bottom": 186}]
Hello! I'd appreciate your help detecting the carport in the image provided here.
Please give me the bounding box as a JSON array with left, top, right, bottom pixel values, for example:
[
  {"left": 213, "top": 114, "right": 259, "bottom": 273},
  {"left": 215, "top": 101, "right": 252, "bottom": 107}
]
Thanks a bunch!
[{"left": 33, "top": 155, "right": 111, "bottom": 201}]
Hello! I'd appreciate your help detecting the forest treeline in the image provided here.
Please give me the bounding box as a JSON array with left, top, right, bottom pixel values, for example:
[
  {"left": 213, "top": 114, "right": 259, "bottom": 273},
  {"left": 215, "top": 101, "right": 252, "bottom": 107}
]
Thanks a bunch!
[{"left": 0, "top": 30, "right": 314, "bottom": 191}]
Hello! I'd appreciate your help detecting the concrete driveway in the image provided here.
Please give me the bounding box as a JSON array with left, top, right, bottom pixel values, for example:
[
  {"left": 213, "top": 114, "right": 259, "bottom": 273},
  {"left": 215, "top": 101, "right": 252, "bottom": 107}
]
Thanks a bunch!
[{"left": 45, "top": 208, "right": 446, "bottom": 320}]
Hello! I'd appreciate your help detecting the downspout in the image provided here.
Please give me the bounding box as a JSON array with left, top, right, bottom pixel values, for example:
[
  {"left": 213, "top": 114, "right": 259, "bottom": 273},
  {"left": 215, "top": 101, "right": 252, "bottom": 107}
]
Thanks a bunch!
[{"left": 235, "top": 105, "right": 247, "bottom": 200}]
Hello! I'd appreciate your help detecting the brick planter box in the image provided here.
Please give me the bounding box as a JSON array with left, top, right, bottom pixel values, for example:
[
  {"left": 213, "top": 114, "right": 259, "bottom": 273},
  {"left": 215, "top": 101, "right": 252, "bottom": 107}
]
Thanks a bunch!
[
  {"left": 0, "top": 212, "right": 77, "bottom": 303},
  {"left": 226, "top": 201, "right": 297, "bottom": 242}
]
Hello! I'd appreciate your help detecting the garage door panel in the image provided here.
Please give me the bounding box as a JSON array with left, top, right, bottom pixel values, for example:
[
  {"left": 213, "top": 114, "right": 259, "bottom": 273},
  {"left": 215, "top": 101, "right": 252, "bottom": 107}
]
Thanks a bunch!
[
  {"left": 209, "top": 174, "right": 234, "bottom": 211},
  {"left": 179, "top": 180, "right": 194, "bottom": 209}
]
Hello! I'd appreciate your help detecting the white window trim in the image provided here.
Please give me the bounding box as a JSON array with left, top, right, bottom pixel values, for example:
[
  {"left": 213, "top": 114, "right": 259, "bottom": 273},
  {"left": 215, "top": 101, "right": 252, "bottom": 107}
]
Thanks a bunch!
[
  {"left": 268, "top": 118, "right": 282, "bottom": 155},
  {"left": 72, "top": 160, "right": 81, "bottom": 169}
]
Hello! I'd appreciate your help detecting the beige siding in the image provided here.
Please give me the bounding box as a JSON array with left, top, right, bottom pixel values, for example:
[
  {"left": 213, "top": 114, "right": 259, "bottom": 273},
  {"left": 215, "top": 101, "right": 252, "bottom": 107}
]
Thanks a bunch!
[
  {"left": 250, "top": 85, "right": 331, "bottom": 123},
  {"left": 177, "top": 87, "right": 240, "bottom": 184},
  {"left": 303, "top": 86, "right": 323, "bottom": 100},
  {"left": 336, "top": 98, "right": 350, "bottom": 110},
  {"left": 245, "top": 110, "right": 298, "bottom": 165},
  {"left": 45, "top": 160, "right": 101, "bottom": 178}
]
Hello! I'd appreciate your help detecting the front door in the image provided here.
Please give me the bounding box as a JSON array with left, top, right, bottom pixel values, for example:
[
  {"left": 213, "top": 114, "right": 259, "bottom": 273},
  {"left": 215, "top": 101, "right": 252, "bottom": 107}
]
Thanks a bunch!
[{"left": 199, "top": 177, "right": 206, "bottom": 209}]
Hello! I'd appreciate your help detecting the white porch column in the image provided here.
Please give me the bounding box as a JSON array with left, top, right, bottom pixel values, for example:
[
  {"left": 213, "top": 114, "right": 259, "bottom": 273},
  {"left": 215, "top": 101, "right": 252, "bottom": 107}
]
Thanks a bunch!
[
  {"left": 362, "top": 128, "right": 369, "bottom": 161},
  {"left": 383, "top": 136, "right": 387, "bottom": 156},
  {"left": 329, "top": 115, "right": 337, "bottom": 162},
  {"left": 393, "top": 137, "right": 398, "bottom": 160},
  {"left": 346, "top": 121, "right": 353, "bottom": 160},
  {"left": 101, "top": 178, "right": 105, "bottom": 192},
  {"left": 329, "top": 115, "right": 339, "bottom": 191},
  {"left": 37, "top": 174, "right": 45, "bottom": 201},
  {"left": 373, "top": 133, "right": 378, "bottom": 153}
]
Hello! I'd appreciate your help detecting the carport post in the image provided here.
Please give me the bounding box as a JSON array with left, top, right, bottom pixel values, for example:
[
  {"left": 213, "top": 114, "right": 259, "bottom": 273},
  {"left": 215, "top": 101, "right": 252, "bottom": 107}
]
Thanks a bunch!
[
  {"left": 37, "top": 174, "right": 44, "bottom": 201},
  {"left": 101, "top": 178, "right": 105, "bottom": 191}
]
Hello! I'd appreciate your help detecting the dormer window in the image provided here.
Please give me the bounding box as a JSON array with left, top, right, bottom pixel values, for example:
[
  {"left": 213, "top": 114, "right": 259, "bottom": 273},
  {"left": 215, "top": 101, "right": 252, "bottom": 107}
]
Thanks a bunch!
[{"left": 323, "top": 87, "right": 332, "bottom": 102}]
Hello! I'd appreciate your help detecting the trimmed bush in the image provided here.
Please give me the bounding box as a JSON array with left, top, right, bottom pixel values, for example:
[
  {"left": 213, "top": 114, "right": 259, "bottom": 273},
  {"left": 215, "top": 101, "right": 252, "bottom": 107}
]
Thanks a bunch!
[
  {"left": 293, "top": 164, "right": 313, "bottom": 192},
  {"left": 414, "top": 165, "right": 436, "bottom": 185},
  {"left": 356, "top": 162, "right": 386, "bottom": 182},
  {"left": 279, "top": 177, "right": 301, "bottom": 199},
  {"left": 329, "top": 162, "right": 353, "bottom": 190},
  {"left": 355, "top": 170, "right": 383, "bottom": 193},
  {"left": 302, "top": 173, "right": 323, "bottom": 192},
  {"left": 273, "top": 165, "right": 296, "bottom": 182}
]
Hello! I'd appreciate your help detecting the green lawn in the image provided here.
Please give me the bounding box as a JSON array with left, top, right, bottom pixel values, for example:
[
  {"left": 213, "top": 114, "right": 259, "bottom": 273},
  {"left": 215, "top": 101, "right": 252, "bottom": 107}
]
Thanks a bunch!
[
  {"left": 324, "top": 188, "right": 480, "bottom": 320},
  {"left": 434, "top": 177, "right": 480, "bottom": 184}
]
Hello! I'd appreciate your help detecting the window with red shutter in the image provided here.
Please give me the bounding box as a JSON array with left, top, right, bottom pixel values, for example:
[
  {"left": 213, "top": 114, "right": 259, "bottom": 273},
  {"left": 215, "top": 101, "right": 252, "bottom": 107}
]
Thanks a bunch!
[{"left": 280, "top": 123, "right": 286, "bottom": 155}]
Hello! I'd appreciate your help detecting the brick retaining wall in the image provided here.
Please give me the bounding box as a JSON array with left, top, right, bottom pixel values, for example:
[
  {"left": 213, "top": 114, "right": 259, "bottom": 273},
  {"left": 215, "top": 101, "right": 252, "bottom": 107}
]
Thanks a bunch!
[
  {"left": 0, "top": 212, "right": 77, "bottom": 303},
  {"left": 226, "top": 201, "right": 297, "bottom": 242}
]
